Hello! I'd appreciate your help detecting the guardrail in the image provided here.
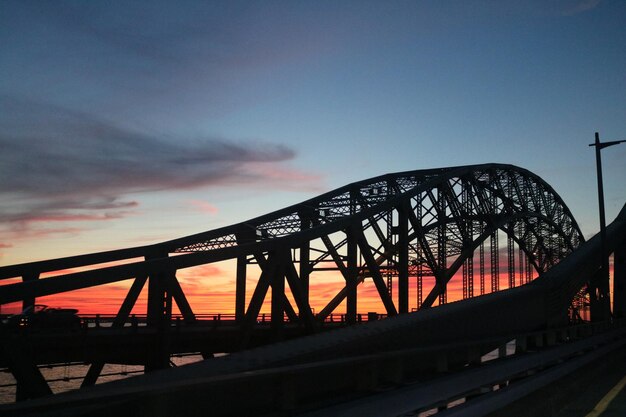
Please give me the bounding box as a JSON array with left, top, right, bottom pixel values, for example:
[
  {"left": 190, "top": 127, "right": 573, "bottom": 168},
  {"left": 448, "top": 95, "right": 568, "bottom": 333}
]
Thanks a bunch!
[{"left": 75, "top": 312, "right": 387, "bottom": 327}]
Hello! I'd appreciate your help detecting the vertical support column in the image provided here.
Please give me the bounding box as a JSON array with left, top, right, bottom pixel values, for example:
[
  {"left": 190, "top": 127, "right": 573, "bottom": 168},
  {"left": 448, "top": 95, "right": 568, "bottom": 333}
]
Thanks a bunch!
[
  {"left": 235, "top": 229, "right": 255, "bottom": 323},
  {"left": 346, "top": 226, "right": 358, "bottom": 324},
  {"left": 417, "top": 265, "right": 423, "bottom": 309},
  {"left": 461, "top": 182, "right": 473, "bottom": 299},
  {"left": 300, "top": 243, "right": 310, "bottom": 311},
  {"left": 236, "top": 254, "right": 247, "bottom": 323},
  {"left": 508, "top": 235, "right": 515, "bottom": 288},
  {"left": 22, "top": 271, "right": 39, "bottom": 313},
  {"left": 416, "top": 196, "right": 423, "bottom": 310},
  {"left": 462, "top": 260, "right": 468, "bottom": 299},
  {"left": 468, "top": 256, "right": 474, "bottom": 298},
  {"left": 299, "top": 215, "right": 311, "bottom": 313},
  {"left": 614, "top": 238, "right": 626, "bottom": 318},
  {"left": 518, "top": 226, "right": 525, "bottom": 286},
  {"left": 437, "top": 187, "right": 447, "bottom": 305},
  {"left": 145, "top": 250, "right": 173, "bottom": 372},
  {"left": 489, "top": 173, "right": 500, "bottom": 293},
  {"left": 386, "top": 210, "right": 394, "bottom": 298},
  {"left": 491, "top": 231, "right": 499, "bottom": 292},
  {"left": 271, "top": 249, "right": 286, "bottom": 339},
  {"left": 461, "top": 184, "right": 467, "bottom": 302},
  {"left": 480, "top": 237, "right": 486, "bottom": 295},
  {"left": 398, "top": 206, "right": 409, "bottom": 314},
  {"left": 147, "top": 267, "right": 172, "bottom": 328}
]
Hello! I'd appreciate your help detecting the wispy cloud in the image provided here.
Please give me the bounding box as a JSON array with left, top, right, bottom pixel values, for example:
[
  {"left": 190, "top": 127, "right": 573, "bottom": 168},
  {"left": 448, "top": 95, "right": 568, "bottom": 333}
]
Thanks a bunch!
[
  {"left": 237, "top": 163, "right": 324, "bottom": 191},
  {"left": 188, "top": 200, "right": 219, "bottom": 215},
  {"left": 559, "top": 0, "right": 602, "bottom": 16},
  {"left": 1, "top": 3, "right": 330, "bottom": 247},
  {"left": 0, "top": 95, "right": 319, "bottom": 240},
  {"left": 0, "top": 96, "right": 295, "bottom": 196}
]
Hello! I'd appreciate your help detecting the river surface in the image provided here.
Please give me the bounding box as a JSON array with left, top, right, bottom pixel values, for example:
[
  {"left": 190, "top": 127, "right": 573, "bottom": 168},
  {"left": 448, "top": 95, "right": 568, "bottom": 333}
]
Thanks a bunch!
[
  {"left": 0, "top": 354, "right": 203, "bottom": 404},
  {"left": 1, "top": 343, "right": 516, "bottom": 412}
]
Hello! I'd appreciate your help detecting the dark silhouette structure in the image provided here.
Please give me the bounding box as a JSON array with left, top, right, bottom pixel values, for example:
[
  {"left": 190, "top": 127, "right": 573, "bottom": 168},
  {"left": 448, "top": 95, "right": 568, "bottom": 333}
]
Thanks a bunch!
[{"left": 1, "top": 163, "right": 624, "bottom": 408}]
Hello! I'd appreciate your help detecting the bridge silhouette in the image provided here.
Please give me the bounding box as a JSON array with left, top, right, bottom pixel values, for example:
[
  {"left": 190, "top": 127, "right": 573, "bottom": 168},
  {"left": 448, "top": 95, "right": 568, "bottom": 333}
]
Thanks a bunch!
[{"left": 1, "top": 163, "right": 625, "bottom": 415}]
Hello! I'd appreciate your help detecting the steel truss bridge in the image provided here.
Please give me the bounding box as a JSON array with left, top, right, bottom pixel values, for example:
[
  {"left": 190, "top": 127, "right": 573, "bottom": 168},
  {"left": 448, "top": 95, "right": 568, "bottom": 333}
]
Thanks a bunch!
[{"left": 1, "top": 163, "right": 625, "bottom": 414}]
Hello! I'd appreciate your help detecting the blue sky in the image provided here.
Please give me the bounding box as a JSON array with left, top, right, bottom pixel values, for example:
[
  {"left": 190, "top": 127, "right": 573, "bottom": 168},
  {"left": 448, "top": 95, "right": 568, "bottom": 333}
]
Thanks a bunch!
[{"left": 1, "top": 0, "right": 625, "bottom": 265}]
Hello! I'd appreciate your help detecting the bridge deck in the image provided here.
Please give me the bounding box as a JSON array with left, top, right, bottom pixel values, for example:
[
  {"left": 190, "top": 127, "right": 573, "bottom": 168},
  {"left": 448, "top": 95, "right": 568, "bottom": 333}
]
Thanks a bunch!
[
  {"left": 2, "top": 320, "right": 625, "bottom": 416},
  {"left": 484, "top": 338, "right": 626, "bottom": 417}
]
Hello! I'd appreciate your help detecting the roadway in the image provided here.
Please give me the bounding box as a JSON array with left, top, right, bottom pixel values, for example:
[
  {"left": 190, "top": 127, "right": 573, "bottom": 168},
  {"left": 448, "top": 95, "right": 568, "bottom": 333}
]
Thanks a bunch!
[{"left": 484, "top": 338, "right": 626, "bottom": 417}]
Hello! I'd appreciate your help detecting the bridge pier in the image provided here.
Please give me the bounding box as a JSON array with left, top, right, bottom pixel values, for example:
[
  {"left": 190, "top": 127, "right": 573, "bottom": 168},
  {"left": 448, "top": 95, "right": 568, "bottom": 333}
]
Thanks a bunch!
[
  {"left": 145, "top": 253, "right": 174, "bottom": 372},
  {"left": 4, "top": 338, "right": 51, "bottom": 401}
]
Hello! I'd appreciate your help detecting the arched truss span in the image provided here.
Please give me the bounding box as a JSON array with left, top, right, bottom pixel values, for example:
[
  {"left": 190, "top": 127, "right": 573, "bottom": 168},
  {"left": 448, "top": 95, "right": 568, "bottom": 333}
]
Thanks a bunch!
[{"left": 164, "top": 163, "right": 584, "bottom": 324}]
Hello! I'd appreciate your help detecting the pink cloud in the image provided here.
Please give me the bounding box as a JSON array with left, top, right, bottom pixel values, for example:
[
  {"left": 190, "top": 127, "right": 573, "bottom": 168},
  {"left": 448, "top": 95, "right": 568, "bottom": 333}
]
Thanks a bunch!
[
  {"left": 188, "top": 200, "right": 219, "bottom": 215},
  {"left": 0, "top": 196, "right": 139, "bottom": 245},
  {"left": 14, "top": 226, "right": 85, "bottom": 239},
  {"left": 23, "top": 211, "right": 133, "bottom": 223},
  {"left": 238, "top": 163, "right": 325, "bottom": 191}
]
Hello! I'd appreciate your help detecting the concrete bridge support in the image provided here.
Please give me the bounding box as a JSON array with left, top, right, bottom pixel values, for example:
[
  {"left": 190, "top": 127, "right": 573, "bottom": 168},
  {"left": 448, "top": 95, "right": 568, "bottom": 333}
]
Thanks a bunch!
[
  {"left": 144, "top": 251, "right": 196, "bottom": 372},
  {"left": 145, "top": 265, "right": 173, "bottom": 372}
]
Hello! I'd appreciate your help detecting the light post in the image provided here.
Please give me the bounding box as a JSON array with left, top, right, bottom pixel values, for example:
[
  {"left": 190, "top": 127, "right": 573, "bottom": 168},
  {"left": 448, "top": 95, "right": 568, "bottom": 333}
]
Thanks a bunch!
[{"left": 589, "top": 132, "right": 625, "bottom": 320}]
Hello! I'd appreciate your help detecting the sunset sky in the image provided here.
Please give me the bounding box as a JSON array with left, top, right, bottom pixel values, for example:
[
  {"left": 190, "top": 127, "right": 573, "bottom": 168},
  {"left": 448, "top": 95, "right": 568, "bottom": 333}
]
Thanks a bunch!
[{"left": 1, "top": 1, "right": 625, "bottom": 315}]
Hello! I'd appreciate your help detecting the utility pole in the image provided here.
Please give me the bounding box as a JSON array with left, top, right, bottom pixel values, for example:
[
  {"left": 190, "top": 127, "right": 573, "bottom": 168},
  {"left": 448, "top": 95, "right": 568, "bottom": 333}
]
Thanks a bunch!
[{"left": 589, "top": 132, "right": 625, "bottom": 321}]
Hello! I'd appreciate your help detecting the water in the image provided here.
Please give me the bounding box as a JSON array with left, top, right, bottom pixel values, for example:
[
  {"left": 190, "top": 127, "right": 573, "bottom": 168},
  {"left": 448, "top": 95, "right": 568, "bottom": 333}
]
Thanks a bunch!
[
  {"left": 0, "top": 354, "right": 203, "bottom": 404},
  {"left": 1, "top": 342, "right": 519, "bottom": 409}
]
